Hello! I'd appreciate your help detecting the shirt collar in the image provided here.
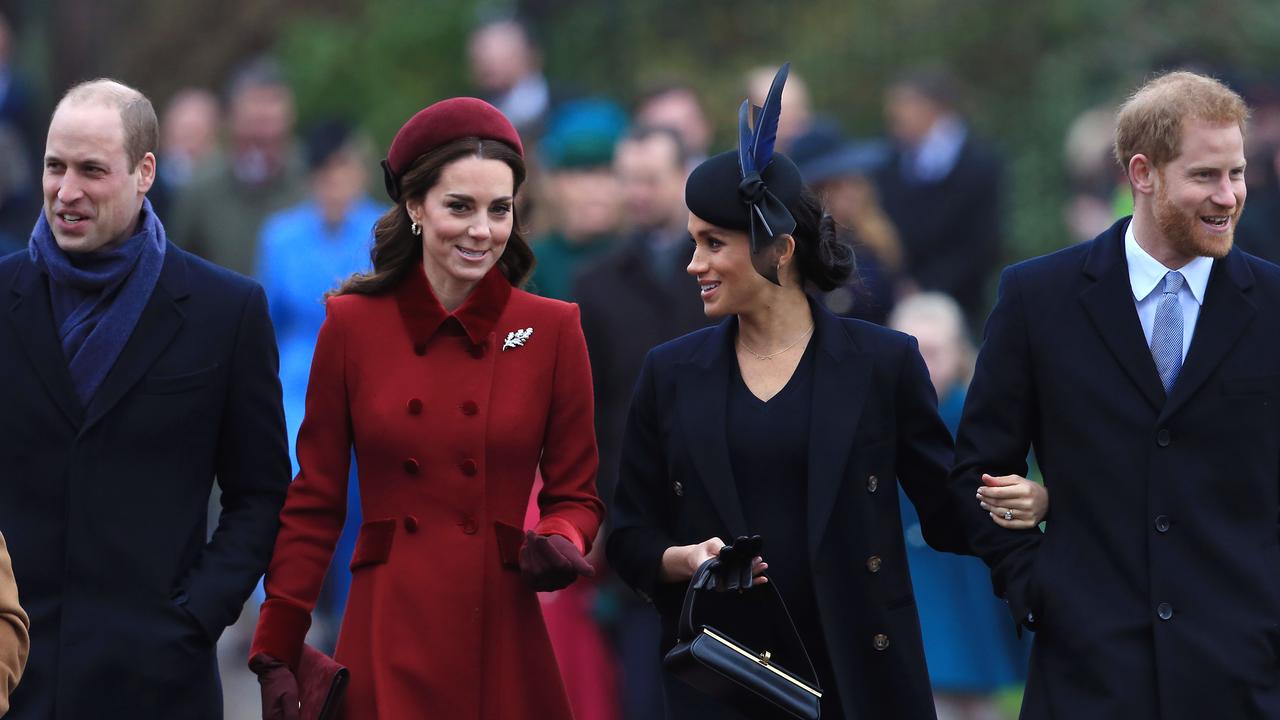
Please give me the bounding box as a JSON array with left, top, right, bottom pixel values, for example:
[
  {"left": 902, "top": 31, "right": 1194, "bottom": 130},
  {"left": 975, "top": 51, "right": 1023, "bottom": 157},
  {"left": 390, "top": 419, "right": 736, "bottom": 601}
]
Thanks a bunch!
[
  {"left": 910, "top": 115, "right": 967, "bottom": 182},
  {"left": 1124, "top": 219, "right": 1213, "bottom": 305},
  {"left": 395, "top": 262, "right": 512, "bottom": 348}
]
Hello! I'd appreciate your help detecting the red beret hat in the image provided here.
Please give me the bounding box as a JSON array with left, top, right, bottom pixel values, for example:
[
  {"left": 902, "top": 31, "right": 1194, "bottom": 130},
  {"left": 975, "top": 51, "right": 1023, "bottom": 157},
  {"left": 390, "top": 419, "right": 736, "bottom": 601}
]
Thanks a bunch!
[{"left": 380, "top": 97, "right": 523, "bottom": 202}]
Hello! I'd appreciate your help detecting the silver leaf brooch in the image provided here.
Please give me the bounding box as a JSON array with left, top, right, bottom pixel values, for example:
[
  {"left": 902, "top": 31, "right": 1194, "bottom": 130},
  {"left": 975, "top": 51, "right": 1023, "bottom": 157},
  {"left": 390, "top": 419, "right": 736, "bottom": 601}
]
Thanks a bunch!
[{"left": 502, "top": 327, "right": 533, "bottom": 351}]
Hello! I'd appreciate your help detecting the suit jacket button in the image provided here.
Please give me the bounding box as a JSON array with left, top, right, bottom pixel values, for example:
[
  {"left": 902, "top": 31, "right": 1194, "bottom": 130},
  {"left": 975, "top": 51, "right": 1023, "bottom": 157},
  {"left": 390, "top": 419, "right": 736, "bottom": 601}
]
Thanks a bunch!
[
  {"left": 867, "top": 475, "right": 879, "bottom": 493},
  {"left": 1156, "top": 429, "right": 1171, "bottom": 447},
  {"left": 414, "top": 342, "right": 427, "bottom": 356},
  {"left": 461, "top": 515, "right": 478, "bottom": 535},
  {"left": 866, "top": 555, "right": 882, "bottom": 573},
  {"left": 403, "top": 515, "right": 419, "bottom": 533},
  {"left": 460, "top": 400, "right": 478, "bottom": 416},
  {"left": 407, "top": 398, "right": 423, "bottom": 415},
  {"left": 1156, "top": 602, "right": 1174, "bottom": 620},
  {"left": 460, "top": 459, "right": 478, "bottom": 476},
  {"left": 872, "top": 633, "right": 890, "bottom": 651},
  {"left": 403, "top": 458, "right": 420, "bottom": 475},
  {"left": 1154, "top": 515, "right": 1171, "bottom": 533},
  {"left": 672, "top": 481, "right": 684, "bottom": 497}
]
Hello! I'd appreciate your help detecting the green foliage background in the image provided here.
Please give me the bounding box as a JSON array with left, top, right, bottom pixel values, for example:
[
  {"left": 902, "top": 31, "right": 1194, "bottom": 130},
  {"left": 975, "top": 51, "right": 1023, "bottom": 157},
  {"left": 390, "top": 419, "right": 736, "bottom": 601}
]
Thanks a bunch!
[
  {"left": 272, "top": 0, "right": 1280, "bottom": 265},
  {"left": 19, "top": 0, "right": 1280, "bottom": 265}
]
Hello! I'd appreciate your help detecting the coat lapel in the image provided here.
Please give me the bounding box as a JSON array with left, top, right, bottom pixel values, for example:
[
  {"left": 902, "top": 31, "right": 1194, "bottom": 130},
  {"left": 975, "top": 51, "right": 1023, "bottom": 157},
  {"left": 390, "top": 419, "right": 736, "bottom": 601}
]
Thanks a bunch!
[
  {"left": 806, "top": 302, "right": 870, "bottom": 560},
  {"left": 81, "top": 245, "right": 189, "bottom": 434},
  {"left": 676, "top": 318, "right": 749, "bottom": 538},
  {"left": 1078, "top": 221, "right": 1166, "bottom": 412},
  {"left": 6, "top": 259, "right": 85, "bottom": 427},
  {"left": 1158, "top": 250, "right": 1255, "bottom": 423}
]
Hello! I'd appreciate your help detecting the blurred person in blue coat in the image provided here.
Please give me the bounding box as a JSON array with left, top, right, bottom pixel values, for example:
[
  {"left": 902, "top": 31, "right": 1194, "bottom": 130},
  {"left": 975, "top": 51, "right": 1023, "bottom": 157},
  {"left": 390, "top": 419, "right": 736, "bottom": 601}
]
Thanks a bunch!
[
  {"left": 889, "top": 293, "right": 1042, "bottom": 720},
  {"left": 255, "top": 120, "right": 382, "bottom": 641}
]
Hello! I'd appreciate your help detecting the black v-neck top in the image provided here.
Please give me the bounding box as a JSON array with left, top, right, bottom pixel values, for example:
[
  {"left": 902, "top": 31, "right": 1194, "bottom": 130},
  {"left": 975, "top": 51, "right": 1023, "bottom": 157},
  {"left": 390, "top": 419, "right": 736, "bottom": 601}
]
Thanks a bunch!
[{"left": 726, "top": 339, "right": 843, "bottom": 717}]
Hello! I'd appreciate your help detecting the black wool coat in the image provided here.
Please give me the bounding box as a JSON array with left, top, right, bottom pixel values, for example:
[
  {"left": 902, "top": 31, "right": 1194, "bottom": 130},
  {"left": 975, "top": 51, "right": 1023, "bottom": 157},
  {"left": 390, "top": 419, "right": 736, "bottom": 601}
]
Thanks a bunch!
[
  {"left": 607, "top": 300, "right": 968, "bottom": 720},
  {"left": 0, "top": 243, "right": 290, "bottom": 719},
  {"left": 951, "top": 218, "right": 1280, "bottom": 719}
]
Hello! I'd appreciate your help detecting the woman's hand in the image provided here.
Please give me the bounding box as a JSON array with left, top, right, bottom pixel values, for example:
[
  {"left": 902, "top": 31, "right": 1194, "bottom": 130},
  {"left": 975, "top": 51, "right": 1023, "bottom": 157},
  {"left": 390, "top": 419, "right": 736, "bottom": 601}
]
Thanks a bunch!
[
  {"left": 519, "top": 531, "right": 595, "bottom": 592},
  {"left": 977, "top": 473, "right": 1049, "bottom": 530},
  {"left": 658, "top": 537, "right": 767, "bottom": 586},
  {"left": 248, "top": 653, "right": 300, "bottom": 720}
]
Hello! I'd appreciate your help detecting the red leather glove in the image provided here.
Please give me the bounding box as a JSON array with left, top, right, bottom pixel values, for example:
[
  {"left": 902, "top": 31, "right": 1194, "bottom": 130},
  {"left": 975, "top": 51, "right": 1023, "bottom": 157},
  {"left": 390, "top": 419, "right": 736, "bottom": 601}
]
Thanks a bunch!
[
  {"left": 519, "top": 530, "right": 595, "bottom": 591},
  {"left": 248, "top": 653, "right": 301, "bottom": 720}
]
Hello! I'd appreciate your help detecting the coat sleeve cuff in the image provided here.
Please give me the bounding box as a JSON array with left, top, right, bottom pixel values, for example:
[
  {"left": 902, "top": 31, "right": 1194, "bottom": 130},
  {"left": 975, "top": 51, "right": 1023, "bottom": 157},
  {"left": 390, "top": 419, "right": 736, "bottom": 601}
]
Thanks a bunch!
[
  {"left": 534, "top": 517, "right": 587, "bottom": 554},
  {"left": 250, "top": 598, "right": 312, "bottom": 672}
]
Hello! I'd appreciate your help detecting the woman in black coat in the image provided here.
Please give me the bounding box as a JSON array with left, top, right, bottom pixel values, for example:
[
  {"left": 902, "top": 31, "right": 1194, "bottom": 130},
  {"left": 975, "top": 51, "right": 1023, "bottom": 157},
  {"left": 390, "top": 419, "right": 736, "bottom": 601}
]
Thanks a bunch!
[{"left": 606, "top": 65, "right": 1044, "bottom": 720}]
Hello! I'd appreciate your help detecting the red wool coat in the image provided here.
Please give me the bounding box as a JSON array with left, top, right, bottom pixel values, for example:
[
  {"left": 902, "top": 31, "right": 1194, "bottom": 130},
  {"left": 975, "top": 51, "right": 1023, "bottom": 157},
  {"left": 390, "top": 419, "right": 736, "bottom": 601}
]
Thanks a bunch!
[{"left": 251, "top": 265, "right": 604, "bottom": 719}]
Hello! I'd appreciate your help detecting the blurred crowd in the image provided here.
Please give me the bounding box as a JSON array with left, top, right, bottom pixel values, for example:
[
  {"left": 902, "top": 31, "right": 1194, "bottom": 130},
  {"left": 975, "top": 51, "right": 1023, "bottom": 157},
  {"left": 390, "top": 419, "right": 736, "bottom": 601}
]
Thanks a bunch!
[{"left": 6, "top": 10, "right": 1280, "bottom": 720}]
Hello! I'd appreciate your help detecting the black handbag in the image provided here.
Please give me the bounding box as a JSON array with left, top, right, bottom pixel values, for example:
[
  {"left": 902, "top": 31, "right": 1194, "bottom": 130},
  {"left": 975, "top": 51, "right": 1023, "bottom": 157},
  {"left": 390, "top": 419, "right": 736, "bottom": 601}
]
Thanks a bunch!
[{"left": 663, "top": 558, "right": 823, "bottom": 719}]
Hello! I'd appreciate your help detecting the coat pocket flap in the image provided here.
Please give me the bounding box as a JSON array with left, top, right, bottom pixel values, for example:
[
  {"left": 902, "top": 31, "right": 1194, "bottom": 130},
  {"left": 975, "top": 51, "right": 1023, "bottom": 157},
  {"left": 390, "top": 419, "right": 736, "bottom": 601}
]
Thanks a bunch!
[
  {"left": 1222, "top": 374, "right": 1280, "bottom": 395},
  {"left": 142, "top": 363, "right": 220, "bottom": 394},
  {"left": 349, "top": 519, "right": 397, "bottom": 571}
]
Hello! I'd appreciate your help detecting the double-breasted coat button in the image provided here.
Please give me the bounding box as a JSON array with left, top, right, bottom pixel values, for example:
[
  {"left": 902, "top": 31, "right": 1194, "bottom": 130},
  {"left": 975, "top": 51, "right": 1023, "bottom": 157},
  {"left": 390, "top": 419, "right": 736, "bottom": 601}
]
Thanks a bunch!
[
  {"left": 469, "top": 344, "right": 485, "bottom": 359},
  {"left": 459, "top": 459, "right": 478, "bottom": 476},
  {"left": 414, "top": 342, "right": 427, "bottom": 356},
  {"left": 866, "top": 556, "right": 883, "bottom": 573},
  {"left": 672, "top": 481, "right": 684, "bottom": 497},
  {"left": 867, "top": 475, "right": 879, "bottom": 493},
  {"left": 403, "top": 458, "right": 420, "bottom": 475},
  {"left": 1157, "top": 602, "right": 1174, "bottom": 620},
  {"left": 407, "top": 398, "right": 423, "bottom": 415},
  {"left": 460, "top": 400, "right": 478, "bottom": 416},
  {"left": 872, "top": 634, "right": 890, "bottom": 651},
  {"left": 404, "top": 516, "right": 419, "bottom": 533},
  {"left": 1156, "top": 429, "right": 1171, "bottom": 447},
  {"left": 1154, "top": 515, "right": 1171, "bottom": 533},
  {"left": 460, "top": 515, "right": 479, "bottom": 535}
]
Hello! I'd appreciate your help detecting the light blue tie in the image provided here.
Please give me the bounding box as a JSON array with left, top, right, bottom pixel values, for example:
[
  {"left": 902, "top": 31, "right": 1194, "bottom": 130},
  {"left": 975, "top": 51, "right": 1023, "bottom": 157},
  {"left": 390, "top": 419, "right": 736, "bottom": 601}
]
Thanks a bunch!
[{"left": 1150, "top": 271, "right": 1185, "bottom": 394}]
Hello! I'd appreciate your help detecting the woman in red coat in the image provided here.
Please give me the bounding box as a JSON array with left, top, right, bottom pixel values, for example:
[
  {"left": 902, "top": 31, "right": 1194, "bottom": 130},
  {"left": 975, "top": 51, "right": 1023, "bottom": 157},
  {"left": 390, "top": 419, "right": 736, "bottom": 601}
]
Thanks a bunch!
[{"left": 249, "top": 98, "right": 604, "bottom": 720}]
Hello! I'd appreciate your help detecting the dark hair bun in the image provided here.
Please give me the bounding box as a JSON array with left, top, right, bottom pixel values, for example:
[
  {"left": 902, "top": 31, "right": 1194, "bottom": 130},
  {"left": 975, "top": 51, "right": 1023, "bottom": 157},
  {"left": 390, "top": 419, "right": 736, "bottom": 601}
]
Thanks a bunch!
[{"left": 789, "top": 188, "right": 855, "bottom": 292}]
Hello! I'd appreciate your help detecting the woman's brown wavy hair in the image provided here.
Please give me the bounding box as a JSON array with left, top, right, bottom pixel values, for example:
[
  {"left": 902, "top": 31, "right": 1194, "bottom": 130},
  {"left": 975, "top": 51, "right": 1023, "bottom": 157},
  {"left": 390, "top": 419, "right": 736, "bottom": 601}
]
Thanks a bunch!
[{"left": 331, "top": 137, "right": 534, "bottom": 297}]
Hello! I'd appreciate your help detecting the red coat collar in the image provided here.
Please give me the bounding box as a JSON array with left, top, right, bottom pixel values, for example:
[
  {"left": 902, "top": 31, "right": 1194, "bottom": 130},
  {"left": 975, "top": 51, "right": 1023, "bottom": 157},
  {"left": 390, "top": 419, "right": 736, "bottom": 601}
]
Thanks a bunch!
[{"left": 395, "top": 263, "right": 512, "bottom": 348}]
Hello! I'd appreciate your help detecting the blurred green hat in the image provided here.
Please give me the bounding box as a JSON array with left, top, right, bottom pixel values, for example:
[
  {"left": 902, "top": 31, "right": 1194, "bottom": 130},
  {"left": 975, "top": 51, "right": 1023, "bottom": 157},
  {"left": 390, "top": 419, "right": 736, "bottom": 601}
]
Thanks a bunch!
[{"left": 539, "top": 99, "right": 628, "bottom": 170}]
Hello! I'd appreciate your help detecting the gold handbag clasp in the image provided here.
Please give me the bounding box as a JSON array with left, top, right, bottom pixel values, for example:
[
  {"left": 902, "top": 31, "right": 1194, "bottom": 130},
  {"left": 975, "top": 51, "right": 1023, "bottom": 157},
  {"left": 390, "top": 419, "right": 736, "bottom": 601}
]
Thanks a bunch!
[{"left": 758, "top": 650, "right": 772, "bottom": 666}]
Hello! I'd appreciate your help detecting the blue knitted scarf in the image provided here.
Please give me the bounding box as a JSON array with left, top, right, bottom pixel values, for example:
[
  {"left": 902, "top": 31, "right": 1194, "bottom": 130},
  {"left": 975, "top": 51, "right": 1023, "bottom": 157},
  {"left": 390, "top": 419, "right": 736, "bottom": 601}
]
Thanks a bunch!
[{"left": 29, "top": 197, "right": 167, "bottom": 406}]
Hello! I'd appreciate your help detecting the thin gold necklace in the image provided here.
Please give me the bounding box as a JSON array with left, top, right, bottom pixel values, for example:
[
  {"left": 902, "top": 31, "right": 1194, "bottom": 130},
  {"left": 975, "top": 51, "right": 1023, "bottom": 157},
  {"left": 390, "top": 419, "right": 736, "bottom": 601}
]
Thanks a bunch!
[{"left": 737, "top": 323, "right": 815, "bottom": 360}]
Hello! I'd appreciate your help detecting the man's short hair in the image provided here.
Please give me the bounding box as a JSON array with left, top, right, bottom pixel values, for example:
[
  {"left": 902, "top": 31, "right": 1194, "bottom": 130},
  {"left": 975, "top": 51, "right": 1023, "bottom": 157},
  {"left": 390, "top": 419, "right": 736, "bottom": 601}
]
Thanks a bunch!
[
  {"left": 1114, "top": 71, "right": 1249, "bottom": 173},
  {"left": 620, "top": 125, "right": 688, "bottom": 169},
  {"left": 890, "top": 66, "right": 962, "bottom": 114},
  {"left": 59, "top": 79, "right": 158, "bottom": 170}
]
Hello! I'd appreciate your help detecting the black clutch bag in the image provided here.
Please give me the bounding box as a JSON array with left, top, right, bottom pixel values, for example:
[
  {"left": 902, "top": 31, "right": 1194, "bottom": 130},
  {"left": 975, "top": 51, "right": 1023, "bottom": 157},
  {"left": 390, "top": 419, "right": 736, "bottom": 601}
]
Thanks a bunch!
[{"left": 663, "top": 558, "right": 823, "bottom": 719}]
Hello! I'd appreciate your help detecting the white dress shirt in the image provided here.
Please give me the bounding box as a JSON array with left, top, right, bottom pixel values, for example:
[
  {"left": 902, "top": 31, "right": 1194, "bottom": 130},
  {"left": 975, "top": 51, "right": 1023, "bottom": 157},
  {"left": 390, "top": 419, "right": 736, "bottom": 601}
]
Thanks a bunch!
[{"left": 1124, "top": 220, "right": 1213, "bottom": 363}]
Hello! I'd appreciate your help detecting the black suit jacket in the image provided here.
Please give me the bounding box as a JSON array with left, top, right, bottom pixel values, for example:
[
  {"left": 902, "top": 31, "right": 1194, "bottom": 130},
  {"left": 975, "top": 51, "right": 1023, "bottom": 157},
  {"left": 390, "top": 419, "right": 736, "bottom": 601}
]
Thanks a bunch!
[
  {"left": 876, "top": 133, "right": 1003, "bottom": 327},
  {"left": 572, "top": 231, "right": 710, "bottom": 504},
  {"left": 951, "top": 218, "right": 1280, "bottom": 719},
  {"left": 607, "top": 300, "right": 967, "bottom": 720},
  {"left": 0, "top": 243, "right": 290, "bottom": 719}
]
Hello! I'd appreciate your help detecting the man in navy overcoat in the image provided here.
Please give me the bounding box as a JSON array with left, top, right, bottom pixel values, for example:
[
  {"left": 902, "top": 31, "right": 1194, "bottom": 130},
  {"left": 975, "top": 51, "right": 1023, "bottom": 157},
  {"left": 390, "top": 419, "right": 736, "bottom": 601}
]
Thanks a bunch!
[
  {"left": 0, "top": 80, "right": 289, "bottom": 718},
  {"left": 953, "top": 71, "right": 1280, "bottom": 719}
]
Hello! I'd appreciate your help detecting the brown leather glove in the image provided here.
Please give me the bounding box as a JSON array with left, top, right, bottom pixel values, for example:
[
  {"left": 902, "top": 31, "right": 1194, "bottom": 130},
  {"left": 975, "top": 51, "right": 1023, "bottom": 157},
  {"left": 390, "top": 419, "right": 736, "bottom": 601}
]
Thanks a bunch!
[
  {"left": 249, "top": 653, "right": 301, "bottom": 720},
  {"left": 519, "top": 530, "right": 595, "bottom": 592}
]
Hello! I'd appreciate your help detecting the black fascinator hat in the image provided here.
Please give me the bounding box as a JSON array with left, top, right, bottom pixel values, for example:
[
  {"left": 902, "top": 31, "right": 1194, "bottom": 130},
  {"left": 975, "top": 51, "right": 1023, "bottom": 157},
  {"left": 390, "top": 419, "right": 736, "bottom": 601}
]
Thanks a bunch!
[{"left": 685, "top": 63, "right": 801, "bottom": 284}]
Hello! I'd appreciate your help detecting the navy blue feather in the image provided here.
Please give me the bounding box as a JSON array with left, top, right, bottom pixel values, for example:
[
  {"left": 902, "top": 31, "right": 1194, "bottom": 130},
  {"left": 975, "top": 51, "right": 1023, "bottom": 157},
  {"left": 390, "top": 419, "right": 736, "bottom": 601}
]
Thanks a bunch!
[
  {"left": 737, "top": 99, "right": 755, "bottom": 176},
  {"left": 750, "top": 62, "right": 790, "bottom": 172}
]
